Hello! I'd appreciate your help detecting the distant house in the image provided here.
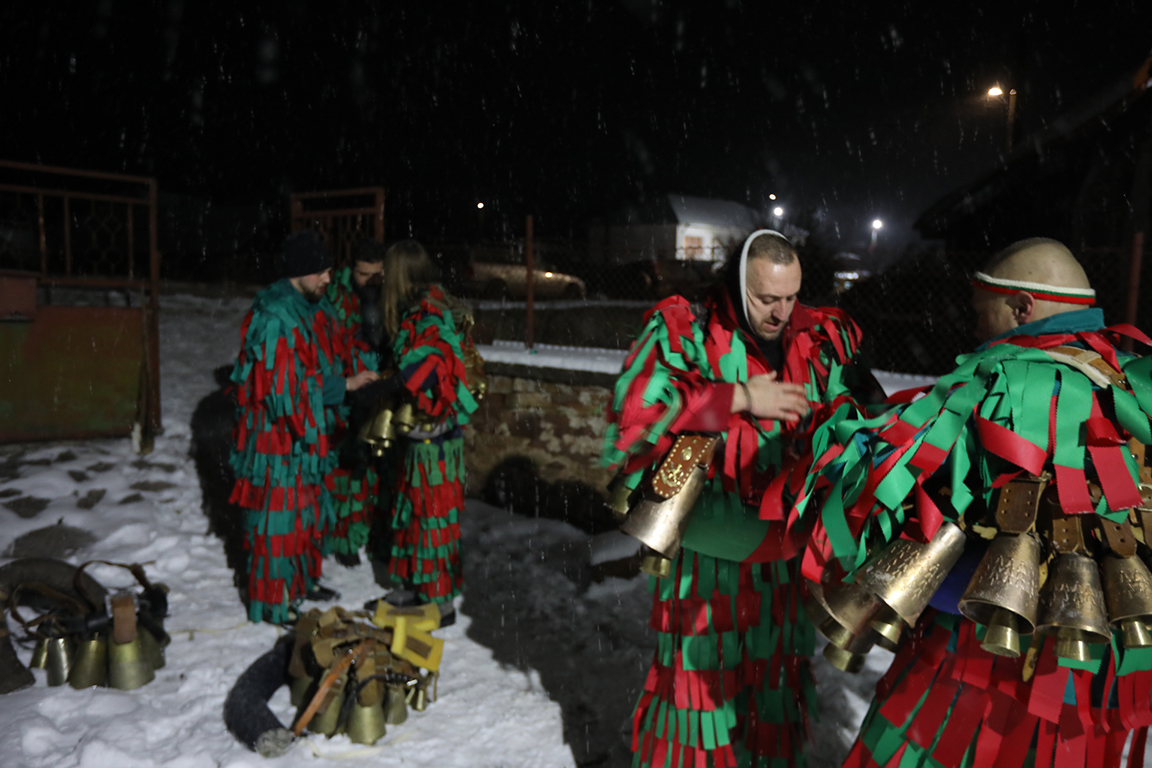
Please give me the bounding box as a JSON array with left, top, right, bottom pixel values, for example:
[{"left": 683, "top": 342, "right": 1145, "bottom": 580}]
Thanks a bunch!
[{"left": 589, "top": 193, "right": 763, "bottom": 264}]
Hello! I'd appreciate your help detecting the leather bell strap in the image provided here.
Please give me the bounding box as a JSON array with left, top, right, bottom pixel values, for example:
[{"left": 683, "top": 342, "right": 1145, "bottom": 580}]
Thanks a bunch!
[{"left": 971, "top": 272, "right": 1096, "bottom": 305}]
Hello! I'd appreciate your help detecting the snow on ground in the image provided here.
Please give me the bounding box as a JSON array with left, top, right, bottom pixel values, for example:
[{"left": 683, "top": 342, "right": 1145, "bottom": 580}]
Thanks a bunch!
[{"left": 0, "top": 294, "right": 905, "bottom": 768}]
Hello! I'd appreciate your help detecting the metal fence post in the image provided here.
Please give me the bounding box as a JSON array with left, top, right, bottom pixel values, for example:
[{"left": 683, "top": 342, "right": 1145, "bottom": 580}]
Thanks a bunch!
[
  {"left": 526, "top": 214, "right": 535, "bottom": 351},
  {"left": 1124, "top": 231, "right": 1145, "bottom": 352}
]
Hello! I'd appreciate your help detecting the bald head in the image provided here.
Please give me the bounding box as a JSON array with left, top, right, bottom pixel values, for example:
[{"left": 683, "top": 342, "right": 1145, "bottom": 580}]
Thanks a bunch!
[{"left": 971, "top": 238, "right": 1093, "bottom": 342}]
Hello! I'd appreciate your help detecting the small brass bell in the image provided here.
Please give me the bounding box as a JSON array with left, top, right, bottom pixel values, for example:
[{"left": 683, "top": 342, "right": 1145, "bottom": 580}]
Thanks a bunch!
[
  {"left": 605, "top": 474, "right": 634, "bottom": 521},
  {"left": 69, "top": 636, "right": 108, "bottom": 689},
  {"left": 1036, "top": 552, "right": 1112, "bottom": 662},
  {"left": 307, "top": 681, "right": 345, "bottom": 736},
  {"left": 406, "top": 680, "right": 429, "bottom": 712},
  {"left": 44, "top": 637, "right": 75, "bottom": 687},
  {"left": 959, "top": 533, "right": 1042, "bottom": 656},
  {"left": 821, "top": 581, "right": 882, "bottom": 642},
  {"left": 640, "top": 553, "right": 673, "bottom": 579},
  {"left": 345, "top": 701, "right": 387, "bottom": 745},
  {"left": 1101, "top": 554, "right": 1152, "bottom": 649},
  {"left": 393, "top": 403, "right": 415, "bottom": 434},
  {"left": 858, "top": 521, "right": 967, "bottom": 642},
  {"left": 384, "top": 682, "right": 408, "bottom": 725},
  {"left": 290, "top": 673, "right": 314, "bottom": 708},
  {"left": 363, "top": 408, "right": 397, "bottom": 457},
  {"left": 819, "top": 619, "right": 874, "bottom": 673}
]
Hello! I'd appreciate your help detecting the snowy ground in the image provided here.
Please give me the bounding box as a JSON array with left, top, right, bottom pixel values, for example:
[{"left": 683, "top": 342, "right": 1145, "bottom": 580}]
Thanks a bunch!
[{"left": 0, "top": 293, "right": 902, "bottom": 768}]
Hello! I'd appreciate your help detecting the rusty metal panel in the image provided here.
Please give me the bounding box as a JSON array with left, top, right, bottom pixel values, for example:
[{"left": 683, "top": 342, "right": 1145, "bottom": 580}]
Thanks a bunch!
[
  {"left": 0, "top": 306, "right": 145, "bottom": 442},
  {"left": 289, "top": 187, "right": 385, "bottom": 267}
]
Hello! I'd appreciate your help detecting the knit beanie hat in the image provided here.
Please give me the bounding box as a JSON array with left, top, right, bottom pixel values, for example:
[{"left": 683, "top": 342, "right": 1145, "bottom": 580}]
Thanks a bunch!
[{"left": 282, "top": 230, "right": 333, "bottom": 278}]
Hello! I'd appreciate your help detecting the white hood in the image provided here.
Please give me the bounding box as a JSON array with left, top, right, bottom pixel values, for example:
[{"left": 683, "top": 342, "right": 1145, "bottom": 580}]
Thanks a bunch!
[{"left": 736, "top": 229, "right": 790, "bottom": 330}]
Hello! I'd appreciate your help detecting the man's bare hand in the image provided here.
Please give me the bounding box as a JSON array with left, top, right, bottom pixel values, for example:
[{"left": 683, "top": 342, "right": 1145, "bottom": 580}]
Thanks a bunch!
[
  {"left": 731, "top": 372, "right": 809, "bottom": 421},
  {"left": 346, "top": 370, "right": 380, "bottom": 391}
]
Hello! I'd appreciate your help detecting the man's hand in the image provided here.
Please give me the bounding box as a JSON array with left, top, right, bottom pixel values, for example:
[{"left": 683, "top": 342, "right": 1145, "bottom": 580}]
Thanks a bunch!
[
  {"left": 731, "top": 372, "right": 810, "bottom": 422},
  {"left": 346, "top": 370, "right": 380, "bottom": 392}
]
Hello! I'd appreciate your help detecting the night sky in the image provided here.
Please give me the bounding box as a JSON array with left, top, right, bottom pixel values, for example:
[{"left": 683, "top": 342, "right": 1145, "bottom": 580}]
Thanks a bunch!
[{"left": 2, "top": 1, "right": 1150, "bottom": 253}]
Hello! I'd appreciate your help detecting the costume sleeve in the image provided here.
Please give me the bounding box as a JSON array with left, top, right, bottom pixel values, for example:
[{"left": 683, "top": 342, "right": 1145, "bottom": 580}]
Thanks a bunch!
[
  {"left": 602, "top": 297, "right": 734, "bottom": 477},
  {"left": 800, "top": 340, "right": 1152, "bottom": 582},
  {"left": 392, "top": 289, "right": 478, "bottom": 425}
]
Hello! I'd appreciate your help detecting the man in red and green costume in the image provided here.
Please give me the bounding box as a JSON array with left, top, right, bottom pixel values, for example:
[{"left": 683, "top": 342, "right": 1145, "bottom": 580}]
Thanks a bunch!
[
  {"left": 798, "top": 239, "right": 1152, "bottom": 768},
  {"left": 322, "top": 239, "right": 386, "bottom": 567},
  {"left": 387, "top": 282, "right": 479, "bottom": 618},
  {"left": 229, "top": 231, "right": 378, "bottom": 624},
  {"left": 604, "top": 230, "right": 883, "bottom": 768}
]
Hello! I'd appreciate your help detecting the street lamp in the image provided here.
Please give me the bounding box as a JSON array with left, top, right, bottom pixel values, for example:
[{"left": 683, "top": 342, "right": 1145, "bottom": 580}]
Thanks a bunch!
[
  {"left": 987, "top": 85, "right": 1018, "bottom": 151},
  {"left": 773, "top": 206, "right": 784, "bottom": 218},
  {"left": 477, "top": 202, "right": 485, "bottom": 209},
  {"left": 870, "top": 219, "right": 883, "bottom": 253}
]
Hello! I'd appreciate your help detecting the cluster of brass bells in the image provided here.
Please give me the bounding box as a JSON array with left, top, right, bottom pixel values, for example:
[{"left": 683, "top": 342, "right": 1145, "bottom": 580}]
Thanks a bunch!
[
  {"left": 291, "top": 673, "right": 432, "bottom": 744},
  {"left": 30, "top": 594, "right": 166, "bottom": 691},
  {"left": 359, "top": 402, "right": 415, "bottom": 458},
  {"left": 814, "top": 522, "right": 968, "bottom": 672},
  {"left": 959, "top": 536, "right": 1152, "bottom": 661}
]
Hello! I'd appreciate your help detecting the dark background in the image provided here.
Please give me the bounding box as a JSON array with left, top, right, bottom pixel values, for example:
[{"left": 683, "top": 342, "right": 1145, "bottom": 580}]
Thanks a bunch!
[{"left": 2, "top": 1, "right": 1150, "bottom": 255}]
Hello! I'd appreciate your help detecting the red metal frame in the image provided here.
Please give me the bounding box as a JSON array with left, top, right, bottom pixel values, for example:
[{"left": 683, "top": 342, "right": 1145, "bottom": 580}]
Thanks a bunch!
[
  {"left": 0, "top": 159, "right": 162, "bottom": 435},
  {"left": 289, "top": 187, "right": 385, "bottom": 267}
]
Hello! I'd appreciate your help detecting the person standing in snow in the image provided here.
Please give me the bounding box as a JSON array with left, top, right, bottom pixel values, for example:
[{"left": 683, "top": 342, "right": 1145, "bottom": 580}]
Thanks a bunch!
[
  {"left": 370, "top": 239, "right": 479, "bottom": 624},
  {"left": 603, "top": 230, "right": 883, "bottom": 767},
  {"left": 229, "top": 231, "right": 379, "bottom": 624},
  {"left": 322, "top": 238, "right": 387, "bottom": 568},
  {"left": 802, "top": 239, "right": 1152, "bottom": 768}
]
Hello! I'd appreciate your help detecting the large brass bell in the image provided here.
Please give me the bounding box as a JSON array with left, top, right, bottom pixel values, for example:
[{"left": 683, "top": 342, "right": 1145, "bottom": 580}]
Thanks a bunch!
[
  {"left": 30, "top": 638, "right": 49, "bottom": 669},
  {"left": 68, "top": 636, "right": 108, "bottom": 689},
  {"left": 107, "top": 595, "right": 155, "bottom": 690},
  {"left": 307, "top": 678, "right": 346, "bottom": 736},
  {"left": 1101, "top": 555, "right": 1152, "bottom": 649},
  {"left": 384, "top": 682, "right": 409, "bottom": 725},
  {"left": 958, "top": 533, "right": 1042, "bottom": 658},
  {"left": 1036, "top": 552, "right": 1112, "bottom": 662},
  {"left": 857, "top": 522, "right": 967, "bottom": 649},
  {"left": 290, "top": 673, "right": 314, "bottom": 708},
  {"left": 345, "top": 701, "right": 387, "bottom": 745},
  {"left": 43, "top": 637, "right": 75, "bottom": 687},
  {"left": 620, "top": 465, "right": 708, "bottom": 561},
  {"left": 107, "top": 634, "right": 155, "bottom": 690}
]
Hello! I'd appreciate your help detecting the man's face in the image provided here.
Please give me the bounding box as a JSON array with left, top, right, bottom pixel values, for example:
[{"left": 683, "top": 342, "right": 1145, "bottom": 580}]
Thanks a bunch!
[
  {"left": 745, "top": 258, "right": 802, "bottom": 341},
  {"left": 298, "top": 268, "right": 332, "bottom": 303},
  {"left": 352, "top": 260, "right": 384, "bottom": 289},
  {"left": 971, "top": 288, "right": 1017, "bottom": 342}
]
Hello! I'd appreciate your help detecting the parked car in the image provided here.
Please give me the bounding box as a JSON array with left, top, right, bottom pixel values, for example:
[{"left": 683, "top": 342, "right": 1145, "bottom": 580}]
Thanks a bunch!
[{"left": 456, "top": 250, "right": 586, "bottom": 300}]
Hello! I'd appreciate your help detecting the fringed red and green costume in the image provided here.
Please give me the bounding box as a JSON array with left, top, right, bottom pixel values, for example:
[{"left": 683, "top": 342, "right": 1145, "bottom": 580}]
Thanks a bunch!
[
  {"left": 604, "top": 290, "right": 879, "bottom": 768},
  {"left": 388, "top": 285, "right": 478, "bottom": 604},
  {"left": 796, "top": 309, "right": 1152, "bottom": 768},
  {"left": 323, "top": 266, "right": 381, "bottom": 558},
  {"left": 229, "top": 279, "right": 345, "bottom": 623}
]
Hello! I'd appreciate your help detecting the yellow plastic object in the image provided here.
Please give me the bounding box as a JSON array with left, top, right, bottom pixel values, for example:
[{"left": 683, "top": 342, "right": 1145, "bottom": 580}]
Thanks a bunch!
[{"left": 370, "top": 603, "right": 444, "bottom": 672}]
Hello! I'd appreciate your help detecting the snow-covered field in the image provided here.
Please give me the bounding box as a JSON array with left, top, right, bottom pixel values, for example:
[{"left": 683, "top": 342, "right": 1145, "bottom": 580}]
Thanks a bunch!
[{"left": 0, "top": 294, "right": 900, "bottom": 768}]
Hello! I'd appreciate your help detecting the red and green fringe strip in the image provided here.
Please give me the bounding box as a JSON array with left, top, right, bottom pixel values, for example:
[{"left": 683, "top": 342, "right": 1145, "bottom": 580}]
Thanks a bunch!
[
  {"left": 323, "top": 466, "right": 378, "bottom": 556},
  {"left": 229, "top": 281, "right": 344, "bottom": 623},
  {"left": 846, "top": 613, "right": 1152, "bottom": 768},
  {"left": 388, "top": 437, "right": 465, "bottom": 604},
  {"left": 633, "top": 550, "right": 816, "bottom": 768}
]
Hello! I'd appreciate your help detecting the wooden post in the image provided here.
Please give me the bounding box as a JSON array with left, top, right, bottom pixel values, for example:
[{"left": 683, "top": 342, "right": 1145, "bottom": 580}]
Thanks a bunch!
[
  {"left": 1124, "top": 231, "right": 1145, "bottom": 352},
  {"left": 147, "top": 179, "right": 162, "bottom": 432},
  {"left": 526, "top": 215, "right": 535, "bottom": 351}
]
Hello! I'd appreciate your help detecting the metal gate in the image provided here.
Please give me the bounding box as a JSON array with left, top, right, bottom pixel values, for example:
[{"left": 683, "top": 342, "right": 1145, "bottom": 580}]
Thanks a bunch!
[
  {"left": 289, "top": 187, "right": 385, "bottom": 266},
  {"left": 0, "top": 160, "right": 161, "bottom": 444}
]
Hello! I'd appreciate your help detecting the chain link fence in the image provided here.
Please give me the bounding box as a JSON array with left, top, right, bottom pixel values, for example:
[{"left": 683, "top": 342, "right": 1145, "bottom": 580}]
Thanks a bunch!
[{"left": 433, "top": 239, "right": 1147, "bottom": 377}]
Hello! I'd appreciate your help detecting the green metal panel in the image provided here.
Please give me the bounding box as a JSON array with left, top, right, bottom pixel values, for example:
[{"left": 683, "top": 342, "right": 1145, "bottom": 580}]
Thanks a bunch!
[{"left": 0, "top": 306, "right": 144, "bottom": 442}]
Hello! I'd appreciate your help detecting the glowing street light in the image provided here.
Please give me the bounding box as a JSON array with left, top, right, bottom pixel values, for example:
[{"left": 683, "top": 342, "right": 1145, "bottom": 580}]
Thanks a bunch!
[
  {"left": 477, "top": 202, "right": 485, "bottom": 209},
  {"left": 870, "top": 219, "right": 883, "bottom": 253},
  {"left": 768, "top": 193, "right": 777, "bottom": 200},
  {"left": 987, "top": 86, "right": 1003, "bottom": 97},
  {"left": 773, "top": 206, "right": 784, "bottom": 217},
  {"left": 986, "top": 85, "right": 1018, "bottom": 151},
  {"left": 872, "top": 219, "right": 883, "bottom": 230}
]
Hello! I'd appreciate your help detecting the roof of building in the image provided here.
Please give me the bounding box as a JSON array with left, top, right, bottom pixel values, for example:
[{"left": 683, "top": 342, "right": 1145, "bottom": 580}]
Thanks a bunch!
[{"left": 667, "top": 194, "right": 761, "bottom": 230}]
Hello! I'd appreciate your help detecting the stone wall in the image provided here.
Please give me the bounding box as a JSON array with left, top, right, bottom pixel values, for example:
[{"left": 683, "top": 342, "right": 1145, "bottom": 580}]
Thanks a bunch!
[{"left": 463, "top": 362, "right": 617, "bottom": 498}]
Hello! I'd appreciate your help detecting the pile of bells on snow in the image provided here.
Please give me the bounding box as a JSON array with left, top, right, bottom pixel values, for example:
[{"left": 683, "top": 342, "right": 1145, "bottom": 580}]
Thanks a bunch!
[
  {"left": 289, "top": 603, "right": 443, "bottom": 745},
  {"left": 809, "top": 462, "right": 1152, "bottom": 674},
  {"left": 0, "top": 558, "right": 169, "bottom": 694}
]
